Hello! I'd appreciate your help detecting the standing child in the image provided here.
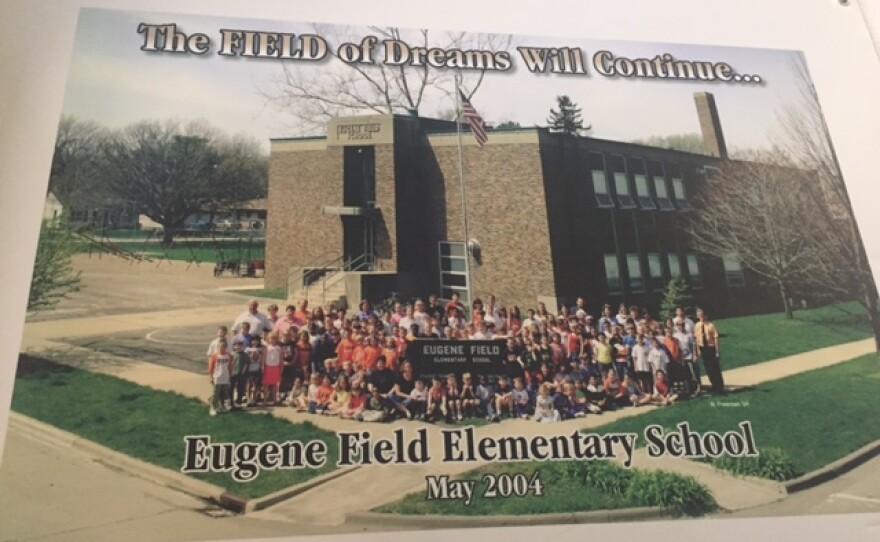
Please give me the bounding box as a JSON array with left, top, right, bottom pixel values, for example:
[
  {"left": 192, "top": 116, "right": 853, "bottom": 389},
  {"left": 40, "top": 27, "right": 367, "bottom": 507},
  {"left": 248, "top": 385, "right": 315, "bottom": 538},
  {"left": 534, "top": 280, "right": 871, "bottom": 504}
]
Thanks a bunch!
[
  {"left": 230, "top": 340, "right": 249, "bottom": 407},
  {"left": 245, "top": 336, "right": 265, "bottom": 407},
  {"left": 206, "top": 326, "right": 228, "bottom": 368},
  {"left": 262, "top": 332, "right": 283, "bottom": 405},
  {"left": 207, "top": 340, "right": 233, "bottom": 416}
]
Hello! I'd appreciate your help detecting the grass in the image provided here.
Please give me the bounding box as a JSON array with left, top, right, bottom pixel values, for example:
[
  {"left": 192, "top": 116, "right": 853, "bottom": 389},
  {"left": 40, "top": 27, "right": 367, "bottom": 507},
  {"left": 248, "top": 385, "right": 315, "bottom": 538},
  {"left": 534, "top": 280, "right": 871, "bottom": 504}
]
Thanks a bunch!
[
  {"left": 77, "top": 238, "right": 265, "bottom": 263},
  {"left": 11, "top": 356, "right": 337, "bottom": 499},
  {"left": 232, "top": 288, "right": 288, "bottom": 300},
  {"left": 591, "top": 353, "right": 880, "bottom": 475},
  {"left": 714, "top": 302, "right": 873, "bottom": 370},
  {"left": 377, "top": 460, "right": 715, "bottom": 517}
]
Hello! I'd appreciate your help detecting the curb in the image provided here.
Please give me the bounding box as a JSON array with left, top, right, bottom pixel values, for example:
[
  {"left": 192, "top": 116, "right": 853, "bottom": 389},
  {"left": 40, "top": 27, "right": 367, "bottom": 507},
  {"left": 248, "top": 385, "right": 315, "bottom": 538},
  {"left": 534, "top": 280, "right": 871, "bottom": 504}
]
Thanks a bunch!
[
  {"left": 346, "top": 507, "right": 667, "bottom": 529},
  {"left": 8, "top": 412, "right": 355, "bottom": 514},
  {"left": 783, "top": 439, "right": 880, "bottom": 493}
]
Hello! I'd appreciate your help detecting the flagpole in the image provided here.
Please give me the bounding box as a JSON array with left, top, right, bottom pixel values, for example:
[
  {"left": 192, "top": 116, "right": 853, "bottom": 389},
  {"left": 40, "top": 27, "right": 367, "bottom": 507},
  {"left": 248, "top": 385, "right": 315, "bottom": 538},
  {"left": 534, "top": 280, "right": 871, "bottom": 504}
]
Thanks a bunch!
[{"left": 454, "top": 73, "right": 473, "bottom": 312}]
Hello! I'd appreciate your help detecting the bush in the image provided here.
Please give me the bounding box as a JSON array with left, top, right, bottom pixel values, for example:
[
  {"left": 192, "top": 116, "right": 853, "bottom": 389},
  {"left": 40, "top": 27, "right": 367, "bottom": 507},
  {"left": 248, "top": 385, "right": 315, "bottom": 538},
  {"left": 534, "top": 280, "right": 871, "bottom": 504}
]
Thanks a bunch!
[
  {"left": 625, "top": 470, "right": 717, "bottom": 516},
  {"left": 712, "top": 447, "right": 800, "bottom": 481},
  {"left": 582, "top": 461, "right": 634, "bottom": 496}
]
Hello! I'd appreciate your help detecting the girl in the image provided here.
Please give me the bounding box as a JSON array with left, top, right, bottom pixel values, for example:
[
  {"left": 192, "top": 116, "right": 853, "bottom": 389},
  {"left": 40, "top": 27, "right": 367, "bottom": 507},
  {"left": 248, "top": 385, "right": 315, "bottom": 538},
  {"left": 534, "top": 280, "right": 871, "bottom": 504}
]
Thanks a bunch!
[
  {"left": 341, "top": 384, "right": 367, "bottom": 420},
  {"left": 326, "top": 376, "right": 351, "bottom": 415},
  {"left": 316, "top": 375, "right": 334, "bottom": 414},
  {"left": 245, "top": 336, "right": 265, "bottom": 407},
  {"left": 286, "top": 377, "right": 307, "bottom": 411},
  {"left": 426, "top": 378, "right": 447, "bottom": 423},
  {"left": 306, "top": 373, "right": 321, "bottom": 414},
  {"left": 262, "top": 332, "right": 283, "bottom": 405},
  {"left": 534, "top": 383, "right": 560, "bottom": 423},
  {"left": 460, "top": 373, "right": 477, "bottom": 418},
  {"left": 445, "top": 374, "right": 462, "bottom": 421},
  {"left": 652, "top": 370, "right": 679, "bottom": 406}
]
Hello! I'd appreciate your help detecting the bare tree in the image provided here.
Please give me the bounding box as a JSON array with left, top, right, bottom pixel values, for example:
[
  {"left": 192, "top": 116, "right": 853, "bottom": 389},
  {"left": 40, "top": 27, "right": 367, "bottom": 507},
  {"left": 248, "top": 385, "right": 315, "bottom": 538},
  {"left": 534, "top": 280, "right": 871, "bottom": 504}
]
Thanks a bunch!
[
  {"left": 262, "top": 25, "right": 513, "bottom": 133},
  {"left": 102, "top": 120, "right": 268, "bottom": 246},
  {"left": 687, "top": 155, "right": 821, "bottom": 319},
  {"left": 50, "top": 115, "right": 112, "bottom": 207},
  {"left": 775, "top": 54, "right": 880, "bottom": 352}
]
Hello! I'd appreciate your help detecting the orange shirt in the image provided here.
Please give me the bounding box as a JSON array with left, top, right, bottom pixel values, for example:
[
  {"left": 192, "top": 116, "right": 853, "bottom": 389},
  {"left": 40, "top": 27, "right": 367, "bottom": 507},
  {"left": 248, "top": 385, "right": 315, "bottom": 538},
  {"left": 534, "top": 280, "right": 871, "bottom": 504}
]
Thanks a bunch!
[
  {"left": 317, "top": 385, "right": 334, "bottom": 405},
  {"left": 336, "top": 339, "right": 356, "bottom": 363},
  {"left": 361, "top": 346, "right": 382, "bottom": 372},
  {"left": 382, "top": 347, "right": 399, "bottom": 372},
  {"left": 351, "top": 344, "right": 366, "bottom": 368}
]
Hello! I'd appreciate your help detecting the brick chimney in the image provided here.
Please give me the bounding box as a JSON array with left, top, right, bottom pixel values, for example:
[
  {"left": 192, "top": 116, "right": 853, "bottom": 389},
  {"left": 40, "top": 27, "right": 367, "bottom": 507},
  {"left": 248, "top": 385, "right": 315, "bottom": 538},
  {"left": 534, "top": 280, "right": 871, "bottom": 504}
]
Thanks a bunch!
[{"left": 694, "top": 92, "right": 728, "bottom": 159}]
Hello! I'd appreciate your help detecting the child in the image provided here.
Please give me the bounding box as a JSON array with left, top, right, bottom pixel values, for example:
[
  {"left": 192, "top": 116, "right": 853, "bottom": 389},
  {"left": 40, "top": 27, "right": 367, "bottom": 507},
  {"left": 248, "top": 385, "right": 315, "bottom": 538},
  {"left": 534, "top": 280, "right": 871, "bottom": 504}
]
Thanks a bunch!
[
  {"left": 262, "top": 332, "right": 283, "bottom": 406},
  {"left": 206, "top": 326, "right": 228, "bottom": 367},
  {"left": 286, "top": 377, "right": 307, "bottom": 411},
  {"left": 316, "top": 375, "right": 334, "bottom": 414},
  {"left": 306, "top": 373, "right": 321, "bottom": 414},
  {"left": 230, "top": 340, "right": 249, "bottom": 407},
  {"left": 585, "top": 375, "right": 610, "bottom": 413},
  {"left": 245, "top": 335, "right": 265, "bottom": 407},
  {"left": 493, "top": 377, "right": 513, "bottom": 422},
  {"left": 233, "top": 322, "right": 253, "bottom": 349},
  {"left": 341, "top": 384, "right": 367, "bottom": 419},
  {"left": 358, "top": 387, "right": 387, "bottom": 422},
  {"left": 426, "top": 377, "right": 448, "bottom": 423},
  {"left": 445, "top": 374, "right": 462, "bottom": 421},
  {"left": 476, "top": 374, "right": 495, "bottom": 420},
  {"left": 460, "top": 373, "right": 477, "bottom": 418},
  {"left": 408, "top": 379, "right": 428, "bottom": 420},
  {"left": 534, "top": 383, "right": 560, "bottom": 423},
  {"left": 511, "top": 377, "right": 531, "bottom": 419},
  {"left": 326, "top": 376, "right": 351, "bottom": 415},
  {"left": 207, "top": 339, "right": 233, "bottom": 416},
  {"left": 652, "top": 370, "right": 679, "bottom": 406},
  {"left": 623, "top": 374, "right": 652, "bottom": 407}
]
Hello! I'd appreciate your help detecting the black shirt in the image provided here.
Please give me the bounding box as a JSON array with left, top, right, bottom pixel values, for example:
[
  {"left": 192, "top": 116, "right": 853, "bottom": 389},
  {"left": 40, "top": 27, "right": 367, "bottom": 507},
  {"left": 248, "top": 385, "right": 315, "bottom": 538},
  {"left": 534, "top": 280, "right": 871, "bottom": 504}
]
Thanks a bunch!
[{"left": 370, "top": 369, "right": 395, "bottom": 394}]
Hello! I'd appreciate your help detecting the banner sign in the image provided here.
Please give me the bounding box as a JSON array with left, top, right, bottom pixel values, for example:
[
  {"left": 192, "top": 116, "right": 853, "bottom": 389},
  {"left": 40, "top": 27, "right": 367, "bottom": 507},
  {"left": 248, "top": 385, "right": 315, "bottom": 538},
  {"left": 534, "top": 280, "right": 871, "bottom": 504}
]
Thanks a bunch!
[{"left": 407, "top": 339, "right": 507, "bottom": 375}]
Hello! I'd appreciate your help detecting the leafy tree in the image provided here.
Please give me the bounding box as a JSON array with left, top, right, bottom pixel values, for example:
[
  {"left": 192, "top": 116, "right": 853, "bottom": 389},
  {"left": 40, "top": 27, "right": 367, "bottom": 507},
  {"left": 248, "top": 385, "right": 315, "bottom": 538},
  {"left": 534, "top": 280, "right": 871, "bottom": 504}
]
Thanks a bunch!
[
  {"left": 660, "top": 277, "right": 695, "bottom": 323},
  {"left": 28, "top": 219, "right": 81, "bottom": 311},
  {"left": 547, "top": 95, "right": 588, "bottom": 135},
  {"left": 102, "top": 120, "right": 267, "bottom": 246}
]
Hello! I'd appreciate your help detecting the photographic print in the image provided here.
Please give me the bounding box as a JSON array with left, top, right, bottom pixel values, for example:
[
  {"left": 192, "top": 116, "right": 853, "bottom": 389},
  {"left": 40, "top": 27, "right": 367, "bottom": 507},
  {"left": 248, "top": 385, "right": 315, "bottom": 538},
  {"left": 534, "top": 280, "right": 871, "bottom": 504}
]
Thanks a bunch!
[{"left": 3, "top": 6, "right": 880, "bottom": 541}]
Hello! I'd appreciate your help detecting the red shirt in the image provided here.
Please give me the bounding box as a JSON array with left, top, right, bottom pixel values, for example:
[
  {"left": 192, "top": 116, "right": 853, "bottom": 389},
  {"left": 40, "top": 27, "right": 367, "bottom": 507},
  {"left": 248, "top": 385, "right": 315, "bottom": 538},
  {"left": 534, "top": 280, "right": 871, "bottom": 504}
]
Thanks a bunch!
[{"left": 336, "top": 339, "right": 355, "bottom": 363}]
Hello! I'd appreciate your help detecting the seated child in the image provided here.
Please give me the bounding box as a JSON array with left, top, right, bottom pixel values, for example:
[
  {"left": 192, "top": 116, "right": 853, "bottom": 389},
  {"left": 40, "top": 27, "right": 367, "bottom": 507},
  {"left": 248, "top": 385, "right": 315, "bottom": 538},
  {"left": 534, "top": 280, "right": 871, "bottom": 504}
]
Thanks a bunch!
[
  {"left": 652, "top": 369, "right": 679, "bottom": 406},
  {"left": 460, "top": 373, "right": 477, "bottom": 418},
  {"left": 492, "top": 377, "right": 513, "bottom": 422},
  {"left": 476, "top": 375, "right": 495, "bottom": 419},
  {"left": 445, "top": 374, "right": 462, "bottom": 421},
  {"left": 408, "top": 379, "right": 429, "bottom": 420},
  {"left": 426, "top": 377, "right": 447, "bottom": 423},
  {"left": 286, "top": 377, "right": 307, "bottom": 410},
  {"left": 534, "top": 383, "right": 560, "bottom": 423},
  {"left": 341, "top": 384, "right": 367, "bottom": 419},
  {"left": 511, "top": 377, "right": 531, "bottom": 419}
]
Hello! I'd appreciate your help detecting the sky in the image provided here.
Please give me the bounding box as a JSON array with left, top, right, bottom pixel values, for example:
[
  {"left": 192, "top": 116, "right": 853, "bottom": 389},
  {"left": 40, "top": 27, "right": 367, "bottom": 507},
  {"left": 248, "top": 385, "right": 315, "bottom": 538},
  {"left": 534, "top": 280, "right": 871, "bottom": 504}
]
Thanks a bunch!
[{"left": 61, "top": 8, "right": 813, "bottom": 155}]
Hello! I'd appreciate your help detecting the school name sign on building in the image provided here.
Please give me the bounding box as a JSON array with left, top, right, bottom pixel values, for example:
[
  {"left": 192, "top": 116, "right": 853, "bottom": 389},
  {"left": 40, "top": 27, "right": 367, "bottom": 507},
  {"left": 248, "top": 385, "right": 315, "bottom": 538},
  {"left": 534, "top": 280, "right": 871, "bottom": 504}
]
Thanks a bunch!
[{"left": 408, "top": 340, "right": 507, "bottom": 375}]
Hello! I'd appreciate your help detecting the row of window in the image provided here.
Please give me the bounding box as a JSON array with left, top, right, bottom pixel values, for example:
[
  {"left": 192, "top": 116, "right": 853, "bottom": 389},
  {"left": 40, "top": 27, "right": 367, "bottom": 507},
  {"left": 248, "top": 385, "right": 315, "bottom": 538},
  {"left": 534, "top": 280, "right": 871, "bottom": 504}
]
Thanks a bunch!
[
  {"left": 590, "top": 152, "right": 694, "bottom": 211},
  {"left": 604, "top": 252, "right": 745, "bottom": 294}
]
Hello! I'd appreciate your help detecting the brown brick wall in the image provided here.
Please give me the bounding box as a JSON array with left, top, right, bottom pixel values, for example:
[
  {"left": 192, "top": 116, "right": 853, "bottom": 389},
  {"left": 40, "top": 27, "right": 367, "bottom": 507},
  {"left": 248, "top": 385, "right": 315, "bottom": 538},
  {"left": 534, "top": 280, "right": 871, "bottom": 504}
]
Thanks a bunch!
[
  {"left": 265, "top": 144, "right": 344, "bottom": 289},
  {"left": 374, "top": 144, "right": 396, "bottom": 272}
]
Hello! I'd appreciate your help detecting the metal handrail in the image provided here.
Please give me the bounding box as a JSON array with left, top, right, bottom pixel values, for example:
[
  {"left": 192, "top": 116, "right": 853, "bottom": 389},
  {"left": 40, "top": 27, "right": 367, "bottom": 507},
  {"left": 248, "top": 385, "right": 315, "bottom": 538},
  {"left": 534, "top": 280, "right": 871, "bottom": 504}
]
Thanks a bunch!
[
  {"left": 285, "top": 250, "right": 340, "bottom": 298},
  {"left": 320, "top": 252, "right": 376, "bottom": 306}
]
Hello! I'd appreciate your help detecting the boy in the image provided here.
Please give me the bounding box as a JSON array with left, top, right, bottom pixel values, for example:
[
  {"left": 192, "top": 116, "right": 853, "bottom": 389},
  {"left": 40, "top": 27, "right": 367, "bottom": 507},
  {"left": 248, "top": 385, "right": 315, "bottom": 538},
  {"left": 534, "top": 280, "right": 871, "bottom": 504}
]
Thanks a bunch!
[
  {"left": 208, "top": 339, "right": 233, "bottom": 416},
  {"left": 493, "top": 376, "right": 513, "bottom": 422},
  {"left": 511, "top": 377, "right": 531, "bottom": 419},
  {"left": 230, "top": 339, "right": 249, "bottom": 407},
  {"left": 206, "top": 326, "right": 228, "bottom": 367}
]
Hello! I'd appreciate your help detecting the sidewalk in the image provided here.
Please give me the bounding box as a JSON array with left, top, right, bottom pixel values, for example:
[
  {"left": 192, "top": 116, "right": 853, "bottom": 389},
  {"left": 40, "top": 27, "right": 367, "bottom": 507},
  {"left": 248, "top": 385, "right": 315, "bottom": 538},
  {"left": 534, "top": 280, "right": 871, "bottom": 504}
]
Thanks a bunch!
[{"left": 18, "top": 306, "right": 875, "bottom": 524}]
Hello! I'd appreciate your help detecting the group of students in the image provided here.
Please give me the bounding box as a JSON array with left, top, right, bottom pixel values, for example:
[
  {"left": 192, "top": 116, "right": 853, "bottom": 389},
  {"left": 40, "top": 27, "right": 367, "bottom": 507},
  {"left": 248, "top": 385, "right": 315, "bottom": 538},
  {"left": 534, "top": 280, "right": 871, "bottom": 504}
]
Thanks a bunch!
[{"left": 204, "top": 295, "right": 723, "bottom": 421}]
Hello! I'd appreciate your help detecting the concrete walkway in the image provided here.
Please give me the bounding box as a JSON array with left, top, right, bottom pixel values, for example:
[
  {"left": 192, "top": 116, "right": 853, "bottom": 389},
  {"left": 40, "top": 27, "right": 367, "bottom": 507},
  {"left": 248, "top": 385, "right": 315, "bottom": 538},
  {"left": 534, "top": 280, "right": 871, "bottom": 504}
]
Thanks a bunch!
[{"left": 18, "top": 306, "right": 876, "bottom": 525}]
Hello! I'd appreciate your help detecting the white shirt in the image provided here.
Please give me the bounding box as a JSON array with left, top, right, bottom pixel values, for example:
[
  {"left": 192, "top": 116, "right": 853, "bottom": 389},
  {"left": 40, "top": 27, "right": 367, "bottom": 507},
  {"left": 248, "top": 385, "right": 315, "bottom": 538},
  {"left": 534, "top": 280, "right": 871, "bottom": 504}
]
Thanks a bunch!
[
  {"left": 674, "top": 332, "right": 695, "bottom": 361},
  {"left": 632, "top": 343, "right": 650, "bottom": 373},
  {"left": 232, "top": 311, "right": 273, "bottom": 337},
  {"left": 673, "top": 316, "right": 696, "bottom": 335},
  {"left": 648, "top": 347, "right": 669, "bottom": 374}
]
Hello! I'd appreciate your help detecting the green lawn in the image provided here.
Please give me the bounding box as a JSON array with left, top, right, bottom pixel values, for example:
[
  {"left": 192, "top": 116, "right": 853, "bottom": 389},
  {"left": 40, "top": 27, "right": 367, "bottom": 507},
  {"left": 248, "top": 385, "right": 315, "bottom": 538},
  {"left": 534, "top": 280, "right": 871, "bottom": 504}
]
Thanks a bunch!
[
  {"left": 592, "top": 353, "right": 880, "bottom": 475},
  {"left": 715, "top": 302, "right": 873, "bottom": 370},
  {"left": 77, "top": 237, "right": 265, "bottom": 263},
  {"left": 232, "top": 288, "right": 288, "bottom": 300},
  {"left": 12, "top": 356, "right": 337, "bottom": 499}
]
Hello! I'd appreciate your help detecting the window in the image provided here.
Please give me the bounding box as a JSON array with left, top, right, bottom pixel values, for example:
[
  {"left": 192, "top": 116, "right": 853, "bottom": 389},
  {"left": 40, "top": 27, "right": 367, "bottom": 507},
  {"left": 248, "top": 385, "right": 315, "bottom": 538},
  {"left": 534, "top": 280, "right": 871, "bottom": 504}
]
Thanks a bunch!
[
  {"left": 614, "top": 172, "right": 636, "bottom": 209},
  {"left": 635, "top": 174, "right": 655, "bottom": 210},
  {"left": 592, "top": 170, "right": 614, "bottom": 208},
  {"left": 723, "top": 254, "right": 746, "bottom": 287},
  {"left": 655, "top": 176, "right": 675, "bottom": 210},
  {"left": 604, "top": 254, "right": 621, "bottom": 294},
  {"left": 589, "top": 152, "right": 614, "bottom": 208},
  {"left": 439, "top": 242, "right": 469, "bottom": 305},
  {"left": 667, "top": 253, "right": 682, "bottom": 278},
  {"left": 672, "top": 177, "right": 694, "bottom": 211},
  {"left": 686, "top": 253, "right": 702, "bottom": 288},
  {"left": 647, "top": 252, "right": 664, "bottom": 291},
  {"left": 627, "top": 253, "right": 644, "bottom": 292}
]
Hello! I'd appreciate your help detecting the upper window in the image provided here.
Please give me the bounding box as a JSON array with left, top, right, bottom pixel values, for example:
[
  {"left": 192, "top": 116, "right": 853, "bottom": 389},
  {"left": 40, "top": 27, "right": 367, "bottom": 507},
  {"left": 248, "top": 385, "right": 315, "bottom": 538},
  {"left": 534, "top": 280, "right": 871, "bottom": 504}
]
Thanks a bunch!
[
  {"left": 614, "top": 172, "right": 636, "bottom": 209},
  {"left": 655, "top": 176, "right": 675, "bottom": 210},
  {"left": 723, "top": 254, "right": 746, "bottom": 287},
  {"left": 686, "top": 253, "right": 702, "bottom": 289},
  {"left": 589, "top": 152, "right": 614, "bottom": 208},
  {"left": 635, "top": 174, "right": 655, "bottom": 210},
  {"left": 647, "top": 252, "right": 664, "bottom": 291},
  {"left": 667, "top": 253, "right": 682, "bottom": 278},
  {"left": 627, "top": 253, "right": 644, "bottom": 292},
  {"left": 672, "top": 177, "right": 694, "bottom": 211},
  {"left": 604, "top": 254, "right": 622, "bottom": 294}
]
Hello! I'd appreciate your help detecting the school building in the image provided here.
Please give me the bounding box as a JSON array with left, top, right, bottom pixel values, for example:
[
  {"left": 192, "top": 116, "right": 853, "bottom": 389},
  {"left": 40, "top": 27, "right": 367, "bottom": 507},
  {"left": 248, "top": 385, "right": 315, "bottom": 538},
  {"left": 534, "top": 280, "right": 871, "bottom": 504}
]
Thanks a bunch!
[{"left": 265, "top": 92, "right": 780, "bottom": 317}]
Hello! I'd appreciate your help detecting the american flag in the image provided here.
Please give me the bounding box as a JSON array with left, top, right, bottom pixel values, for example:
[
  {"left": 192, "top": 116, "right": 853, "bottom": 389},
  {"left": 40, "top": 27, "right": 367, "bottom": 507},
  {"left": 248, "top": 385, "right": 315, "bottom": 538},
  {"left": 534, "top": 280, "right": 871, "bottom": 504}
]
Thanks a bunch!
[{"left": 460, "top": 90, "right": 488, "bottom": 148}]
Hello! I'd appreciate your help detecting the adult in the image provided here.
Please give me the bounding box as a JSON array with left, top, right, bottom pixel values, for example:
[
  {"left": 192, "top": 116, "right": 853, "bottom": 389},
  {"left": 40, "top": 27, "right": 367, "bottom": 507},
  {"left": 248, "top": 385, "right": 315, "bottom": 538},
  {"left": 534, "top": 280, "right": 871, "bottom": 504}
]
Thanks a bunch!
[
  {"left": 694, "top": 309, "right": 724, "bottom": 394},
  {"left": 388, "top": 361, "right": 417, "bottom": 418},
  {"left": 232, "top": 299, "right": 273, "bottom": 338},
  {"left": 274, "top": 305, "right": 300, "bottom": 335},
  {"left": 673, "top": 307, "right": 696, "bottom": 335}
]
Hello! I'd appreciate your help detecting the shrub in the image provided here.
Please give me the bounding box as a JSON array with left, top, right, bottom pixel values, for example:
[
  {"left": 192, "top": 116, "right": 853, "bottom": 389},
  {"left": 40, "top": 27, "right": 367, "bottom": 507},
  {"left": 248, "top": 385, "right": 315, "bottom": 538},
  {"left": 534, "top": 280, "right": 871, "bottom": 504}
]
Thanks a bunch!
[
  {"left": 625, "top": 470, "right": 717, "bottom": 516},
  {"left": 712, "top": 447, "right": 800, "bottom": 481},
  {"left": 582, "top": 461, "right": 634, "bottom": 496}
]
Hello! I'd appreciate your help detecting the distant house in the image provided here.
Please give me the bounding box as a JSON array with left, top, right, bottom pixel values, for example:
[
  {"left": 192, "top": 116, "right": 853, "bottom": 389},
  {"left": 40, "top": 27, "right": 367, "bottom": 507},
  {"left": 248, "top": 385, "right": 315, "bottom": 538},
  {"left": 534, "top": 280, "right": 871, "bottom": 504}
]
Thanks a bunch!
[
  {"left": 138, "top": 198, "right": 268, "bottom": 231},
  {"left": 42, "top": 192, "right": 63, "bottom": 223}
]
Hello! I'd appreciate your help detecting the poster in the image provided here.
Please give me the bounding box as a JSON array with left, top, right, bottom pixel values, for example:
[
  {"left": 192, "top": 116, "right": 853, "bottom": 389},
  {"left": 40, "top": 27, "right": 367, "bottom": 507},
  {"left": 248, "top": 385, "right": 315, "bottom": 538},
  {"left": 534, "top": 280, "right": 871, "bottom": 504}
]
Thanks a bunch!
[{"left": 1, "top": 1, "right": 872, "bottom": 539}]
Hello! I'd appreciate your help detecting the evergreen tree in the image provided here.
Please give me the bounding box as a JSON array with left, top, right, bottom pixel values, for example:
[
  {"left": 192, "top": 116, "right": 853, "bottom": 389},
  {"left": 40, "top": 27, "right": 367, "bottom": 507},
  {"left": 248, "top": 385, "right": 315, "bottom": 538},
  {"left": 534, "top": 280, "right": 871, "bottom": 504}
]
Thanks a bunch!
[
  {"left": 28, "top": 218, "right": 82, "bottom": 311},
  {"left": 660, "top": 277, "right": 695, "bottom": 322},
  {"left": 547, "top": 95, "right": 587, "bottom": 135}
]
